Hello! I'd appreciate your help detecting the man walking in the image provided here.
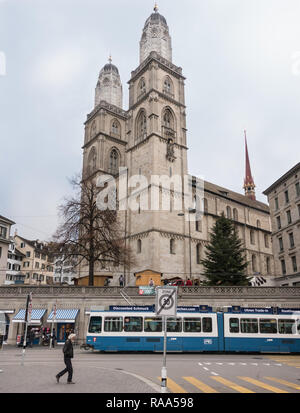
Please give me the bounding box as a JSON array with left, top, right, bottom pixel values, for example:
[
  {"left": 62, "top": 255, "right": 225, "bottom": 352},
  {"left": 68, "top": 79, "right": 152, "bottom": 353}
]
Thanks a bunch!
[{"left": 56, "top": 333, "right": 76, "bottom": 384}]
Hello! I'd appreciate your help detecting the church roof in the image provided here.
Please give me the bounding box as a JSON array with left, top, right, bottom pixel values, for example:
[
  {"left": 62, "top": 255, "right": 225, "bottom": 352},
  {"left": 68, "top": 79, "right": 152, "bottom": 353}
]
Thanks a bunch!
[
  {"left": 144, "top": 12, "right": 168, "bottom": 27},
  {"left": 101, "top": 63, "right": 119, "bottom": 75},
  {"left": 202, "top": 180, "right": 270, "bottom": 213}
]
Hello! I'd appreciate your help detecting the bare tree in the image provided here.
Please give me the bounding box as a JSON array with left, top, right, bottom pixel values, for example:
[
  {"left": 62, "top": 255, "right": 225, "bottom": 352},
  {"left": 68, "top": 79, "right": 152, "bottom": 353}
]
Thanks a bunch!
[{"left": 49, "top": 175, "right": 132, "bottom": 286}]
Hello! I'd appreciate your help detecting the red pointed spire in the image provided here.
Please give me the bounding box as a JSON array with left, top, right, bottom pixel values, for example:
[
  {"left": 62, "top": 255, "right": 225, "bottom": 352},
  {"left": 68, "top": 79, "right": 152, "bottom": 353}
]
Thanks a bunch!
[{"left": 243, "top": 130, "right": 256, "bottom": 200}]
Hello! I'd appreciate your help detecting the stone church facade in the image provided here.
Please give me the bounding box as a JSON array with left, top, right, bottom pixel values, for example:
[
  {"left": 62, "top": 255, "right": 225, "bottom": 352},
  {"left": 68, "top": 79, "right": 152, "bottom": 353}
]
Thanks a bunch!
[{"left": 80, "top": 6, "right": 274, "bottom": 286}]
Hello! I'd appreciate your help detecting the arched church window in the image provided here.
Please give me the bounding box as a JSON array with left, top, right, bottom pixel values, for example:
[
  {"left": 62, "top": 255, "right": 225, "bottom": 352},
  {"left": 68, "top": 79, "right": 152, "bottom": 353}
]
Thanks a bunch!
[
  {"left": 109, "top": 148, "right": 119, "bottom": 175},
  {"left": 203, "top": 198, "right": 208, "bottom": 213},
  {"left": 136, "top": 110, "right": 147, "bottom": 143},
  {"left": 170, "top": 239, "right": 175, "bottom": 254},
  {"left": 233, "top": 208, "right": 238, "bottom": 221},
  {"left": 138, "top": 78, "right": 146, "bottom": 97},
  {"left": 163, "top": 109, "right": 174, "bottom": 129},
  {"left": 196, "top": 219, "right": 202, "bottom": 232},
  {"left": 266, "top": 257, "right": 271, "bottom": 274},
  {"left": 87, "top": 146, "right": 97, "bottom": 176},
  {"left": 111, "top": 119, "right": 121, "bottom": 136},
  {"left": 90, "top": 120, "right": 97, "bottom": 139},
  {"left": 163, "top": 76, "right": 173, "bottom": 95},
  {"left": 196, "top": 244, "right": 201, "bottom": 264},
  {"left": 250, "top": 229, "right": 255, "bottom": 245},
  {"left": 226, "top": 206, "right": 232, "bottom": 219},
  {"left": 137, "top": 239, "right": 142, "bottom": 254},
  {"left": 252, "top": 254, "right": 257, "bottom": 272}
]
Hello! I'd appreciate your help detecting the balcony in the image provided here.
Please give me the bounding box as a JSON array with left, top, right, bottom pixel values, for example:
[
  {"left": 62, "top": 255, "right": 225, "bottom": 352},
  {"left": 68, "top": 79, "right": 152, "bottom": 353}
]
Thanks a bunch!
[{"left": 162, "top": 126, "right": 176, "bottom": 140}]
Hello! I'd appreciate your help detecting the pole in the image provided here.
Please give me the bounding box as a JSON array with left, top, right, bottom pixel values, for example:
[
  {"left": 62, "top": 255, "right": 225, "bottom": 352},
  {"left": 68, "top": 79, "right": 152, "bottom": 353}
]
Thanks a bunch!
[
  {"left": 50, "top": 303, "right": 56, "bottom": 349},
  {"left": 188, "top": 215, "right": 192, "bottom": 279},
  {"left": 21, "top": 293, "right": 32, "bottom": 366},
  {"left": 161, "top": 316, "right": 167, "bottom": 393}
]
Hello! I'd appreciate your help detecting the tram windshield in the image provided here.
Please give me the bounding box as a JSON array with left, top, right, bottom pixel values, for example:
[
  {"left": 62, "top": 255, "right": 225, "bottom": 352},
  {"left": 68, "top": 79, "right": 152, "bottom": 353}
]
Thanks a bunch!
[{"left": 88, "top": 316, "right": 102, "bottom": 333}]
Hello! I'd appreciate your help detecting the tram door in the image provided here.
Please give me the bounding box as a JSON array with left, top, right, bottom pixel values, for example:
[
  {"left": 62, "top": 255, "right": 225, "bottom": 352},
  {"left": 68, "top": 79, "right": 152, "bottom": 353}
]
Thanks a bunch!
[
  {"left": 166, "top": 318, "right": 183, "bottom": 351},
  {"left": 217, "top": 313, "right": 225, "bottom": 351}
]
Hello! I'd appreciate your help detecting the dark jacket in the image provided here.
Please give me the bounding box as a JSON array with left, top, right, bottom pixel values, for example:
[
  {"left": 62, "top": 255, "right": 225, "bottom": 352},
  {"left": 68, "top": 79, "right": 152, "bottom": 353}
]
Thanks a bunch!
[{"left": 63, "top": 339, "right": 74, "bottom": 359}]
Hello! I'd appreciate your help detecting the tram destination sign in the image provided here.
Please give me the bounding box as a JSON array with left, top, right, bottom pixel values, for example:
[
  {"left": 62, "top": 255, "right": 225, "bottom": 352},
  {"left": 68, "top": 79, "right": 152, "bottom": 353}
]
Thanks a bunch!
[{"left": 155, "top": 286, "right": 177, "bottom": 317}]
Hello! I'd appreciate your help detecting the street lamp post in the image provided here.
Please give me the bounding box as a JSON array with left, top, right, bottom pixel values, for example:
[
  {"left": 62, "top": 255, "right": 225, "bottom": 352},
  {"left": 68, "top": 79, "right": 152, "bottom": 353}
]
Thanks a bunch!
[{"left": 178, "top": 208, "right": 196, "bottom": 280}]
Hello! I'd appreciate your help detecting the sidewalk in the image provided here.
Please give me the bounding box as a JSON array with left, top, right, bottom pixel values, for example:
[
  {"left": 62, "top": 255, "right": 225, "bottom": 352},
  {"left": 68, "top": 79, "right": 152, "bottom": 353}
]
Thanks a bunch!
[{"left": 0, "top": 347, "right": 160, "bottom": 393}]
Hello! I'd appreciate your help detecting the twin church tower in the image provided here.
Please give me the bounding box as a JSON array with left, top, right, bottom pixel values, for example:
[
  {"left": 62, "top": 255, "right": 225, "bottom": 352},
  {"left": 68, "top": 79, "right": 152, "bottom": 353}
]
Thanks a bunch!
[{"left": 81, "top": 6, "right": 270, "bottom": 285}]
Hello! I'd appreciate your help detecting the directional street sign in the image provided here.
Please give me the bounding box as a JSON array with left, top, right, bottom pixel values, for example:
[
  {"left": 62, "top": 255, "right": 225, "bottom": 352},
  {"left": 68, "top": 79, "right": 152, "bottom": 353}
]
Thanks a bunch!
[{"left": 155, "top": 286, "right": 177, "bottom": 317}]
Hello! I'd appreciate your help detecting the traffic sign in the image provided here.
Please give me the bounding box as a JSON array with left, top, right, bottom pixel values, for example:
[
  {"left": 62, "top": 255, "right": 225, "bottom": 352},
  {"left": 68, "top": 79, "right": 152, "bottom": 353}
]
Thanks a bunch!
[{"left": 155, "top": 286, "right": 177, "bottom": 317}]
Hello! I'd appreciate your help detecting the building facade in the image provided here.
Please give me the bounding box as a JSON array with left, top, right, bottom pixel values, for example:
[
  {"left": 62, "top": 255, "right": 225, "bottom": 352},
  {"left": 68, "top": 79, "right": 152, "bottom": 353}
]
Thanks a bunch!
[
  {"left": 5, "top": 238, "right": 25, "bottom": 284},
  {"left": 53, "top": 255, "right": 76, "bottom": 285},
  {"left": 263, "top": 162, "right": 300, "bottom": 286},
  {"left": 80, "top": 6, "right": 274, "bottom": 286},
  {"left": 0, "top": 215, "right": 15, "bottom": 285},
  {"left": 14, "top": 235, "right": 55, "bottom": 285}
]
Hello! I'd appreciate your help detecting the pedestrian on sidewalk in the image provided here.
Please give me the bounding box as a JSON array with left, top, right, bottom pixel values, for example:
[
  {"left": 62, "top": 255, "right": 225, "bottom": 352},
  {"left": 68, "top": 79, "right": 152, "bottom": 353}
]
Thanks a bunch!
[{"left": 56, "top": 333, "right": 76, "bottom": 384}]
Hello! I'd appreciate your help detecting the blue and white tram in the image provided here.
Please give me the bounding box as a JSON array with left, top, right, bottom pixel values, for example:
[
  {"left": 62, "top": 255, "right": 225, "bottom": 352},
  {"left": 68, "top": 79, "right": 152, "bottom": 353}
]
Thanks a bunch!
[
  {"left": 223, "top": 307, "right": 300, "bottom": 353},
  {"left": 86, "top": 306, "right": 300, "bottom": 353},
  {"left": 86, "top": 305, "right": 222, "bottom": 352}
]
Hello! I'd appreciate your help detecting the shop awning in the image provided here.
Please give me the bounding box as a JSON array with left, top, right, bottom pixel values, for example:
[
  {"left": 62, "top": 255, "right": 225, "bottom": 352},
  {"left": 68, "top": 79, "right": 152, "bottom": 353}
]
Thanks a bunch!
[
  {"left": 12, "top": 309, "right": 46, "bottom": 324},
  {"left": 47, "top": 309, "right": 79, "bottom": 323}
]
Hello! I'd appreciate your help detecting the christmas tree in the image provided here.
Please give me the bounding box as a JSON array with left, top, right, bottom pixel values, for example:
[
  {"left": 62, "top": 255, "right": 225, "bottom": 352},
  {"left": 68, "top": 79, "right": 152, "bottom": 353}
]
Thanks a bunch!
[{"left": 201, "top": 213, "right": 249, "bottom": 285}]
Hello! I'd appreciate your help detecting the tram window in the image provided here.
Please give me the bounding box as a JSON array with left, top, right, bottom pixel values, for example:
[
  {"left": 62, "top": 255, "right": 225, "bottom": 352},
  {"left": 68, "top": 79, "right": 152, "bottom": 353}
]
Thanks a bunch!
[
  {"left": 240, "top": 318, "right": 258, "bottom": 334},
  {"left": 104, "top": 317, "right": 123, "bottom": 332},
  {"left": 297, "top": 320, "right": 300, "bottom": 334},
  {"left": 202, "top": 317, "right": 212, "bottom": 333},
  {"left": 229, "top": 318, "right": 239, "bottom": 333},
  {"left": 88, "top": 316, "right": 102, "bottom": 333},
  {"left": 278, "top": 319, "right": 295, "bottom": 334},
  {"left": 259, "top": 319, "right": 277, "bottom": 334},
  {"left": 124, "top": 317, "right": 143, "bottom": 332},
  {"left": 144, "top": 317, "right": 162, "bottom": 332},
  {"left": 167, "top": 318, "right": 182, "bottom": 333},
  {"left": 183, "top": 318, "right": 201, "bottom": 333}
]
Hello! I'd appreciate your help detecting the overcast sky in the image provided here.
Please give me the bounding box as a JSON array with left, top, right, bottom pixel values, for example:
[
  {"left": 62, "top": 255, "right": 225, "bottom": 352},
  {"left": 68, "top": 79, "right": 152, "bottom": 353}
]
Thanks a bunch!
[{"left": 0, "top": 0, "right": 299, "bottom": 241}]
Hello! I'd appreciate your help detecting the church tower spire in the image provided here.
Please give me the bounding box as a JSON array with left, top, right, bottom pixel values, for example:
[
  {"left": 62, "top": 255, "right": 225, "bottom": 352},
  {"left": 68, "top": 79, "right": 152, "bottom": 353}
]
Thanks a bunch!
[
  {"left": 243, "top": 130, "right": 256, "bottom": 200},
  {"left": 94, "top": 56, "right": 123, "bottom": 108},
  {"left": 139, "top": 5, "right": 172, "bottom": 63}
]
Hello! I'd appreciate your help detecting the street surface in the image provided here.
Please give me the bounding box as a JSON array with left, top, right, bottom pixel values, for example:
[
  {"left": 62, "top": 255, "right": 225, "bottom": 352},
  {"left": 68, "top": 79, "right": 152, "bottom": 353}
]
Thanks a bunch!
[{"left": 1, "top": 346, "right": 300, "bottom": 393}]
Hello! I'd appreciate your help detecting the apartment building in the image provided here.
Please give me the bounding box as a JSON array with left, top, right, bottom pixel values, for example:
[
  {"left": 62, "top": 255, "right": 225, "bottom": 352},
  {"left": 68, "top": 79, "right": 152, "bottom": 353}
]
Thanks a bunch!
[
  {"left": 0, "top": 215, "right": 15, "bottom": 285},
  {"left": 14, "top": 235, "right": 55, "bottom": 284},
  {"left": 263, "top": 162, "right": 300, "bottom": 285},
  {"left": 5, "top": 238, "right": 25, "bottom": 284}
]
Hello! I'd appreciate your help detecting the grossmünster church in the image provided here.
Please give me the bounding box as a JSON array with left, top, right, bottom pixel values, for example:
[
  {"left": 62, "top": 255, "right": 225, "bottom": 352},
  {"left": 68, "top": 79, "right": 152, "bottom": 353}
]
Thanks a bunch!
[{"left": 80, "top": 5, "right": 274, "bottom": 286}]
